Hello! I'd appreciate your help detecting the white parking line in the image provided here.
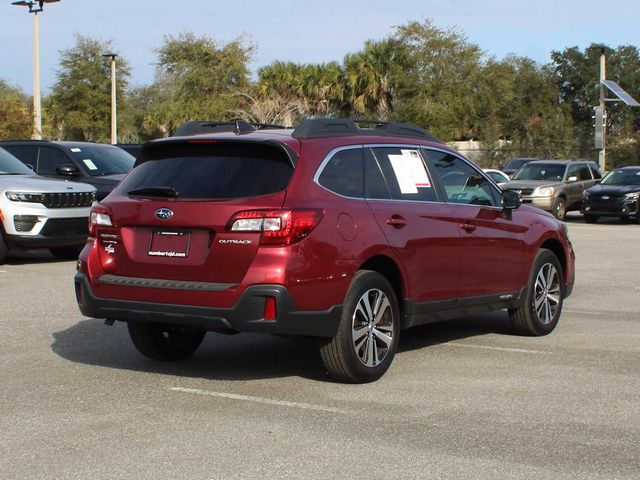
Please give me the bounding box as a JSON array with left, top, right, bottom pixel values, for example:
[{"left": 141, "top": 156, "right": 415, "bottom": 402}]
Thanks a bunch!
[
  {"left": 170, "top": 387, "right": 349, "bottom": 415},
  {"left": 446, "top": 342, "right": 553, "bottom": 355}
]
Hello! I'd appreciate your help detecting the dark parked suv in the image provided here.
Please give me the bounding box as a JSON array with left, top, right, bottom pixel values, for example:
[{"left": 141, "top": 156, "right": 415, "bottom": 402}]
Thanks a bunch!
[
  {"left": 74, "top": 119, "right": 575, "bottom": 383},
  {"left": 0, "top": 140, "right": 135, "bottom": 201}
]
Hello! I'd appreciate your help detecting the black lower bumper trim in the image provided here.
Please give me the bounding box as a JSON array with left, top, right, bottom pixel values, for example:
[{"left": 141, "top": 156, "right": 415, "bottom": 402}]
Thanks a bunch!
[
  {"left": 75, "top": 273, "right": 341, "bottom": 337},
  {"left": 7, "top": 233, "right": 88, "bottom": 248}
]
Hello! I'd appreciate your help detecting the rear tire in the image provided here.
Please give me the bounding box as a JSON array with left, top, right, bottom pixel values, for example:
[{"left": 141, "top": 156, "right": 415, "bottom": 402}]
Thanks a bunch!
[
  {"left": 50, "top": 245, "right": 83, "bottom": 260},
  {"left": 509, "top": 249, "right": 564, "bottom": 336},
  {"left": 319, "top": 271, "right": 400, "bottom": 383},
  {"left": 583, "top": 214, "right": 598, "bottom": 223},
  {"left": 127, "top": 322, "right": 205, "bottom": 360}
]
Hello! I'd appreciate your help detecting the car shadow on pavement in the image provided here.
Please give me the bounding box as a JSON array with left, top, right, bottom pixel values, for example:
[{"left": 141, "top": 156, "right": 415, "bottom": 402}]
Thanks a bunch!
[
  {"left": 399, "top": 311, "right": 513, "bottom": 353},
  {"left": 51, "top": 319, "right": 329, "bottom": 382},
  {"left": 4, "top": 250, "right": 73, "bottom": 265},
  {"left": 52, "top": 312, "right": 514, "bottom": 382}
]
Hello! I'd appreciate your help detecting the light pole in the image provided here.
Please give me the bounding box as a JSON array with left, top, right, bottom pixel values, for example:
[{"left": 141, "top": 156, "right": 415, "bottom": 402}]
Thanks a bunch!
[
  {"left": 11, "top": 0, "right": 60, "bottom": 140},
  {"left": 102, "top": 53, "right": 118, "bottom": 144}
]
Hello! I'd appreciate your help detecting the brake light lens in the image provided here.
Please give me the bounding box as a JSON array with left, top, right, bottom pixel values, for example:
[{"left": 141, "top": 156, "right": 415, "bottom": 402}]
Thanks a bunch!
[
  {"left": 228, "top": 209, "right": 323, "bottom": 246},
  {"left": 88, "top": 205, "right": 113, "bottom": 237}
]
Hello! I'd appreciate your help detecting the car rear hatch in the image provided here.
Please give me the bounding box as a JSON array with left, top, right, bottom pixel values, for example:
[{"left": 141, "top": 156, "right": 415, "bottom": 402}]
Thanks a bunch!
[{"left": 94, "top": 139, "right": 296, "bottom": 285}]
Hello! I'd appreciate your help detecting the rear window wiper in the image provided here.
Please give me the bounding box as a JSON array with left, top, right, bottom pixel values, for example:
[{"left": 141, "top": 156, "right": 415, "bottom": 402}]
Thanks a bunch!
[{"left": 127, "top": 186, "right": 180, "bottom": 198}]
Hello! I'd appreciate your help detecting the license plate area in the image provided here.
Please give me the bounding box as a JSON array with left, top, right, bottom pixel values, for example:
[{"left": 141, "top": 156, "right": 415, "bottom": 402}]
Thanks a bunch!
[{"left": 148, "top": 230, "right": 191, "bottom": 258}]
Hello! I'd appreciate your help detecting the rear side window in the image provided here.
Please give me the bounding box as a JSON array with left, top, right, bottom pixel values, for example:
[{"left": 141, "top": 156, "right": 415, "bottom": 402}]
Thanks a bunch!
[
  {"left": 370, "top": 147, "right": 437, "bottom": 202},
  {"left": 119, "top": 142, "right": 293, "bottom": 199},
  {"left": 588, "top": 163, "right": 602, "bottom": 179},
  {"left": 317, "top": 148, "right": 363, "bottom": 198}
]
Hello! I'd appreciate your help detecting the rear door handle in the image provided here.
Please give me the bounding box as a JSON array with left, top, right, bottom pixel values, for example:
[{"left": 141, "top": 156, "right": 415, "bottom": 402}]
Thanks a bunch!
[
  {"left": 386, "top": 215, "right": 407, "bottom": 229},
  {"left": 460, "top": 223, "right": 476, "bottom": 233}
]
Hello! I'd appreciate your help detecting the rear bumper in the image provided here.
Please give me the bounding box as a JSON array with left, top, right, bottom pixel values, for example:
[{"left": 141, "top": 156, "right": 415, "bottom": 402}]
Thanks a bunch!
[{"left": 74, "top": 273, "right": 342, "bottom": 337}]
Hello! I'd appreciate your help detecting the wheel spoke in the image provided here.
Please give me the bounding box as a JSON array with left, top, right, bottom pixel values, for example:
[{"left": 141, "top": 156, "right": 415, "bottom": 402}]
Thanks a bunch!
[
  {"left": 546, "top": 293, "right": 560, "bottom": 305},
  {"left": 360, "top": 294, "right": 374, "bottom": 321},
  {"left": 372, "top": 328, "right": 392, "bottom": 348},
  {"left": 536, "top": 270, "right": 547, "bottom": 290},
  {"left": 366, "top": 335, "right": 377, "bottom": 366},
  {"left": 373, "top": 297, "right": 390, "bottom": 326},
  {"left": 353, "top": 326, "right": 368, "bottom": 343}
]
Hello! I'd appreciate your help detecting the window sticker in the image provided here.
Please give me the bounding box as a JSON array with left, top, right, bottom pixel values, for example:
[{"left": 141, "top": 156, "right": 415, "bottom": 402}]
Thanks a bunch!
[
  {"left": 388, "top": 150, "right": 431, "bottom": 194},
  {"left": 83, "top": 159, "right": 98, "bottom": 170},
  {"left": 70, "top": 148, "right": 82, "bottom": 153}
]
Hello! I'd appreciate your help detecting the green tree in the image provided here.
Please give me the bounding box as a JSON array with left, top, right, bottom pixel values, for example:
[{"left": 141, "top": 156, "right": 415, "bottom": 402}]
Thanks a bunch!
[
  {"left": 391, "top": 20, "right": 485, "bottom": 140},
  {"left": 0, "top": 79, "right": 32, "bottom": 139},
  {"left": 143, "top": 32, "right": 254, "bottom": 135},
  {"left": 48, "top": 34, "right": 130, "bottom": 142},
  {"left": 344, "top": 39, "right": 404, "bottom": 120},
  {"left": 258, "top": 61, "right": 346, "bottom": 118}
]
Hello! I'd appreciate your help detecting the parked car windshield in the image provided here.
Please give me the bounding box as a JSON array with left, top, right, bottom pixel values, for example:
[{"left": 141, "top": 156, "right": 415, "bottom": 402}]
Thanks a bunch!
[
  {"left": 600, "top": 168, "right": 640, "bottom": 186},
  {"left": 0, "top": 147, "right": 33, "bottom": 175},
  {"left": 512, "top": 163, "right": 566, "bottom": 181},
  {"left": 65, "top": 144, "right": 135, "bottom": 176},
  {"left": 503, "top": 158, "right": 534, "bottom": 170}
]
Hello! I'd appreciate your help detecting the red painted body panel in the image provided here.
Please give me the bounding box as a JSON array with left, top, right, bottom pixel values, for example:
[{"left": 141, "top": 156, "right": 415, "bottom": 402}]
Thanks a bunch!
[{"left": 78, "top": 130, "right": 575, "bottom": 320}]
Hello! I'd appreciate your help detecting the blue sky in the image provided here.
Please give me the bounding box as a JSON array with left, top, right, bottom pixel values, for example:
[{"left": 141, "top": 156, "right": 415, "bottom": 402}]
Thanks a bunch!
[{"left": 0, "top": 0, "right": 638, "bottom": 93}]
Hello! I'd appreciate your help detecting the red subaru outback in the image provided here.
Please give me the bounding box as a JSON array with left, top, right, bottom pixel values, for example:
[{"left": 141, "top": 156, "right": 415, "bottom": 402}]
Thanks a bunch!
[{"left": 75, "top": 119, "right": 575, "bottom": 383}]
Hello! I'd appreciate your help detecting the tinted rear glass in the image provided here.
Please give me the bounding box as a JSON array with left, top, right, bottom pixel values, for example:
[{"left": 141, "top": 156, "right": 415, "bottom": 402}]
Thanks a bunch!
[{"left": 118, "top": 142, "right": 294, "bottom": 199}]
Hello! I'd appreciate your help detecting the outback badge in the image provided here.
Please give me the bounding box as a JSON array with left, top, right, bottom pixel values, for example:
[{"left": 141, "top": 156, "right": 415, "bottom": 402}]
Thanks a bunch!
[{"left": 155, "top": 208, "right": 174, "bottom": 220}]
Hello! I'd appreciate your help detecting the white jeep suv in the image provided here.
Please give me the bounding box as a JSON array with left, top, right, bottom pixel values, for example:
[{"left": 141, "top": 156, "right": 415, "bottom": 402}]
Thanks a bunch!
[{"left": 0, "top": 147, "right": 96, "bottom": 263}]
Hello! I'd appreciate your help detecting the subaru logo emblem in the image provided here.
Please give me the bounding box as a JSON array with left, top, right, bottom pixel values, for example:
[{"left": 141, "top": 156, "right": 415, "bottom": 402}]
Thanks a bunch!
[
  {"left": 601, "top": 196, "right": 609, "bottom": 200},
  {"left": 155, "top": 208, "right": 174, "bottom": 220}
]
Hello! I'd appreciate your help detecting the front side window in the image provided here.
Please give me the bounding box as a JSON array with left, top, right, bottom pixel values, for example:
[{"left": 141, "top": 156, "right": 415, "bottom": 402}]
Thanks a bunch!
[
  {"left": 369, "top": 147, "right": 437, "bottom": 202},
  {"left": 0, "top": 148, "right": 33, "bottom": 175},
  {"left": 66, "top": 144, "right": 134, "bottom": 176},
  {"left": 425, "top": 150, "right": 499, "bottom": 207},
  {"left": 317, "top": 148, "right": 363, "bottom": 198},
  {"left": 37, "top": 147, "right": 71, "bottom": 175}
]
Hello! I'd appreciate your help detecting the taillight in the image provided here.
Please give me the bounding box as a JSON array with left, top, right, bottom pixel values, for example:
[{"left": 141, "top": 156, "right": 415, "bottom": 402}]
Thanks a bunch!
[
  {"left": 88, "top": 205, "right": 113, "bottom": 237},
  {"left": 228, "top": 209, "right": 323, "bottom": 246}
]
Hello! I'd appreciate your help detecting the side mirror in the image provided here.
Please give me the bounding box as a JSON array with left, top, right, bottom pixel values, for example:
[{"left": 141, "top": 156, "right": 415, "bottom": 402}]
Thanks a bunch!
[
  {"left": 56, "top": 164, "right": 81, "bottom": 176},
  {"left": 502, "top": 189, "right": 521, "bottom": 210},
  {"left": 567, "top": 176, "right": 578, "bottom": 182}
]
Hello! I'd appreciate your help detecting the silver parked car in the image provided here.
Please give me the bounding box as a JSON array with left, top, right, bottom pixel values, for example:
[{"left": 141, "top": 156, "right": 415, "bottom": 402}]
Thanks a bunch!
[{"left": 502, "top": 160, "right": 602, "bottom": 220}]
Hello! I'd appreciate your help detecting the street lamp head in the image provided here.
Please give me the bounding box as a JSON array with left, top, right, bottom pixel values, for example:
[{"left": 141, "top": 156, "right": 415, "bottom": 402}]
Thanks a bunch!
[
  {"left": 101, "top": 53, "right": 118, "bottom": 60},
  {"left": 11, "top": 0, "right": 60, "bottom": 14}
]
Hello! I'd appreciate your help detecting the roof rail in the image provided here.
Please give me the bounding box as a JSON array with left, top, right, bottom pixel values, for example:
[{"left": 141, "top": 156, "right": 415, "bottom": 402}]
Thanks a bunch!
[
  {"left": 173, "top": 120, "right": 287, "bottom": 137},
  {"left": 291, "top": 118, "right": 442, "bottom": 143}
]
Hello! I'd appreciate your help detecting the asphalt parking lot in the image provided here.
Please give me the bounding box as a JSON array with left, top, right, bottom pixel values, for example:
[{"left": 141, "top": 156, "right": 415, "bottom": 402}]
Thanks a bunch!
[{"left": 1, "top": 213, "right": 639, "bottom": 480}]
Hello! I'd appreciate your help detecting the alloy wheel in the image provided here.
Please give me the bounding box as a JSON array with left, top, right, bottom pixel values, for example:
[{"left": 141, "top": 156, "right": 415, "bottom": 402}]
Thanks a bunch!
[
  {"left": 533, "top": 263, "right": 561, "bottom": 325},
  {"left": 351, "top": 288, "right": 394, "bottom": 367}
]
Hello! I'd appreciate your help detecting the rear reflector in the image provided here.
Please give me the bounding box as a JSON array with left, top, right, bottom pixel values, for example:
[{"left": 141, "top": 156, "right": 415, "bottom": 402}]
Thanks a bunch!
[{"left": 264, "top": 296, "right": 277, "bottom": 321}]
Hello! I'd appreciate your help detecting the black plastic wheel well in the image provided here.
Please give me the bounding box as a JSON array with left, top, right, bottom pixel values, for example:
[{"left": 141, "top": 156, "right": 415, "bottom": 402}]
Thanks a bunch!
[
  {"left": 359, "top": 255, "right": 404, "bottom": 305},
  {"left": 541, "top": 238, "right": 567, "bottom": 276}
]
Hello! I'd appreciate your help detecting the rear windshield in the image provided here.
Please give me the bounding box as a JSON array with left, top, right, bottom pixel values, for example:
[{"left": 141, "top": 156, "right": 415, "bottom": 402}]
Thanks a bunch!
[
  {"left": 66, "top": 144, "right": 135, "bottom": 176},
  {"left": 118, "top": 142, "right": 294, "bottom": 199}
]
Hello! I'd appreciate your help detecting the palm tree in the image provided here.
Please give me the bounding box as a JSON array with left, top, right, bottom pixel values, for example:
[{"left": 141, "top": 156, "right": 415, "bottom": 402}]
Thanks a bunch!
[{"left": 344, "top": 39, "right": 403, "bottom": 120}]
